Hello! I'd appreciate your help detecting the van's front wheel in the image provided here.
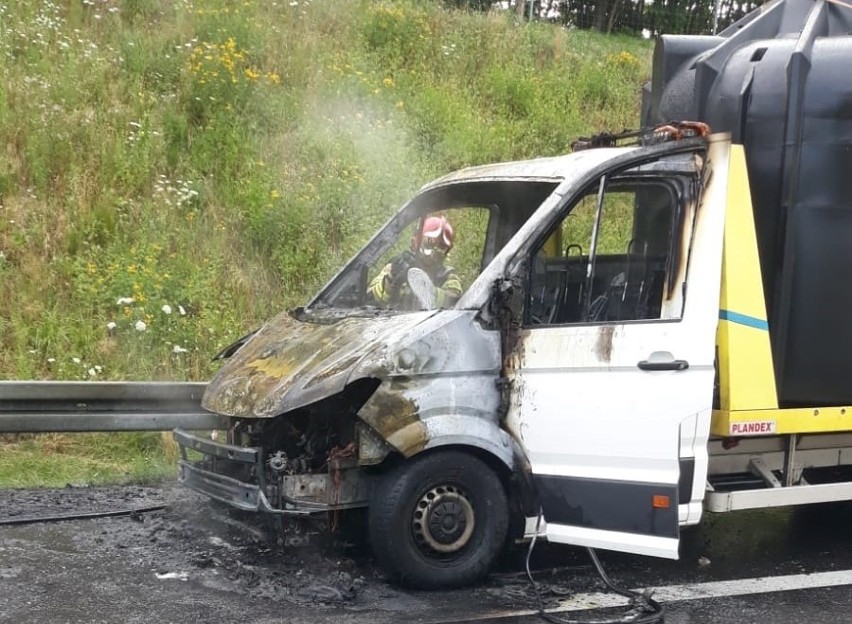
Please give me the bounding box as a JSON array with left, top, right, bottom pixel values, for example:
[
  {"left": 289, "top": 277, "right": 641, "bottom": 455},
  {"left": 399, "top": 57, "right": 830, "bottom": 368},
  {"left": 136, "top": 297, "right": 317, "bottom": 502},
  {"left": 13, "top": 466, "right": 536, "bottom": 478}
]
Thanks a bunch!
[{"left": 368, "top": 450, "right": 509, "bottom": 589}]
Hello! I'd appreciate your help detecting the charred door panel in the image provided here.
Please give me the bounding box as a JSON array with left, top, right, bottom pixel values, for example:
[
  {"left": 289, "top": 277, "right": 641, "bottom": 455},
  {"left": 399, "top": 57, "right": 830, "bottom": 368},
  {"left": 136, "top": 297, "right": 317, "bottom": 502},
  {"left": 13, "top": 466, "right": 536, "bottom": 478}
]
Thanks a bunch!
[{"left": 504, "top": 138, "right": 731, "bottom": 558}]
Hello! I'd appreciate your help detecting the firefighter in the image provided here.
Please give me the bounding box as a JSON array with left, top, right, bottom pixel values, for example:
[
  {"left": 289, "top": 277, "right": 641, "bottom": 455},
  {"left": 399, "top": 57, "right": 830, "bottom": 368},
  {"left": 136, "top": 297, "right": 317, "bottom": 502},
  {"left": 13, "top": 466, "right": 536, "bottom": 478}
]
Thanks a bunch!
[{"left": 368, "top": 215, "right": 463, "bottom": 309}]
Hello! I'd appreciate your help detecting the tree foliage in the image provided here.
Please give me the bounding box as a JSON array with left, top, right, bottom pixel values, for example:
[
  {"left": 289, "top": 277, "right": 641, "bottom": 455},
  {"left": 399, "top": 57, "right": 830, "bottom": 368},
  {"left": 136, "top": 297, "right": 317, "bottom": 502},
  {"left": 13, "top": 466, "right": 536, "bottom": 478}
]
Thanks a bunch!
[{"left": 448, "top": 0, "right": 767, "bottom": 35}]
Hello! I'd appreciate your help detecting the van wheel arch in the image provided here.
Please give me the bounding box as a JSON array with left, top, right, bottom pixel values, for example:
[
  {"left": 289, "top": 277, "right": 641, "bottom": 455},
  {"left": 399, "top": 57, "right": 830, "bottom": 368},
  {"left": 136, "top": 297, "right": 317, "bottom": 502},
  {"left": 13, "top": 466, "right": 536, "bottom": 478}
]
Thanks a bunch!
[{"left": 367, "top": 447, "right": 510, "bottom": 589}]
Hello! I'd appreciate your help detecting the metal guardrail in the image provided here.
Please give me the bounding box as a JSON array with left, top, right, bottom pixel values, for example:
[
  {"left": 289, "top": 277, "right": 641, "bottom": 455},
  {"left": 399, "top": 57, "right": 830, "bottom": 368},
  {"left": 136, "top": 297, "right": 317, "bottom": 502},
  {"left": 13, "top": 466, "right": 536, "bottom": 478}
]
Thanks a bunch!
[{"left": 0, "top": 381, "right": 227, "bottom": 433}]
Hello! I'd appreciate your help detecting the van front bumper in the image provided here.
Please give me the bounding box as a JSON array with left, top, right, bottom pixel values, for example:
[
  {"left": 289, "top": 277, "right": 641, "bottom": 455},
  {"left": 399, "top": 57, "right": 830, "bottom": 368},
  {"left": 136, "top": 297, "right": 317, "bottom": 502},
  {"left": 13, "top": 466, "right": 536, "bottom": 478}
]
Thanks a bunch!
[
  {"left": 173, "top": 428, "right": 315, "bottom": 515},
  {"left": 173, "top": 428, "right": 372, "bottom": 515}
]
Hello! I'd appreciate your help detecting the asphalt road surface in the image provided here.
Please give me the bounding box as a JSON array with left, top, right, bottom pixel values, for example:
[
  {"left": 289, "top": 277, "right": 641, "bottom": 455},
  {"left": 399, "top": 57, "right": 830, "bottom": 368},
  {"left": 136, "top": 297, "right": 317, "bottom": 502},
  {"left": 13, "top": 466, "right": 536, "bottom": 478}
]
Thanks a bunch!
[{"left": 0, "top": 481, "right": 850, "bottom": 624}]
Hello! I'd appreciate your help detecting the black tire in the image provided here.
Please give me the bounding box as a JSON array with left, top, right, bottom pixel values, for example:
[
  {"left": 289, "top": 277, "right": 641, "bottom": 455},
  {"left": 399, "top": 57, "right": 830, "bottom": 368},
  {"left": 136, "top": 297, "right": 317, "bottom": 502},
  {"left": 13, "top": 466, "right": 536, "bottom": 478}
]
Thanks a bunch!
[{"left": 368, "top": 450, "right": 509, "bottom": 589}]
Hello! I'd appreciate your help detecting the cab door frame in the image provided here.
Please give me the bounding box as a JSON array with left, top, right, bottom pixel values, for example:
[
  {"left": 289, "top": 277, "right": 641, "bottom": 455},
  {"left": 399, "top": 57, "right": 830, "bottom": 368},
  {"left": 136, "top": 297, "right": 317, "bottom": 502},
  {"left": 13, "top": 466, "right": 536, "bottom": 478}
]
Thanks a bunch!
[{"left": 502, "top": 137, "right": 731, "bottom": 558}]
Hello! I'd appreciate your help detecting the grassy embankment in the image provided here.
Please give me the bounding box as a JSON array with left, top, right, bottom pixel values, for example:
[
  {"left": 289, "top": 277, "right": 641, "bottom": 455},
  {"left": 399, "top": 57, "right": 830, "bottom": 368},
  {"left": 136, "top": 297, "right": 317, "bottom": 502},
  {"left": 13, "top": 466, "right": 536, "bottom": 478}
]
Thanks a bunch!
[{"left": 0, "top": 0, "right": 651, "bottom": 487}]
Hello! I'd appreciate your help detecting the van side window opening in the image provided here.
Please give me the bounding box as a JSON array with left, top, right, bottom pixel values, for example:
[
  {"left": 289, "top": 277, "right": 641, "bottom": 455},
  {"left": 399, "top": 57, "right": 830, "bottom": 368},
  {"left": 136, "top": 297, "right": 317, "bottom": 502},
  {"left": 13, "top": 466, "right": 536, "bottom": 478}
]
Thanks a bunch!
[{"left": 527, "top": 174, "right": 684, "bottom": 326}]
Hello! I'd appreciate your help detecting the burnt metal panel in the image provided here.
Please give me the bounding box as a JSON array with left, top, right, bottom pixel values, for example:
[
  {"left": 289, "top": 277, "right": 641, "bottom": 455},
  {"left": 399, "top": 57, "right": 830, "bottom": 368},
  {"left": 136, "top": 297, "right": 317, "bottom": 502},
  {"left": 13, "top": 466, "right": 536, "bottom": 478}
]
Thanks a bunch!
[
  {"left": 173, "top": 428, "right": 259, "bottom": 463},
  {"left": 355, "top": 311, "right": 509, "bottom": 463},
  {"left": 280, "top": 466, "right": 374, "bottom": 509},
  {"left": 177, "top": 461, "right": 274, "bottom": 513},
  {"left": 202, "top": 310, "right": 435, "bottom": 418},
  {"left": 356, "top": 421, "right": 393, "bottom": 464}
]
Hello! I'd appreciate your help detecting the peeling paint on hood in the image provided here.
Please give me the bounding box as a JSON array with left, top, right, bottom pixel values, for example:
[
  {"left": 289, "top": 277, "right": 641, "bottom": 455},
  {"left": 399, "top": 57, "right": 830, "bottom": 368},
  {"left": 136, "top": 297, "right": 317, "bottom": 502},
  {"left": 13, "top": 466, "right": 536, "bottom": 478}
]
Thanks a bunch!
[{"left": 202, "top": 309, "right": 436, "bottom": 418}]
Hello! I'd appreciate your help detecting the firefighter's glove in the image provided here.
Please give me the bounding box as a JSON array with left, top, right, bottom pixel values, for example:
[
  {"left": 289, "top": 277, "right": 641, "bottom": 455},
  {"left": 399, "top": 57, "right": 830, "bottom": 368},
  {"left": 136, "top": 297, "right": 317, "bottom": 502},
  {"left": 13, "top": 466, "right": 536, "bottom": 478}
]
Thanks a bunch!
[{"left": 389, "top": 252, "right": 416, "bottom": 288}]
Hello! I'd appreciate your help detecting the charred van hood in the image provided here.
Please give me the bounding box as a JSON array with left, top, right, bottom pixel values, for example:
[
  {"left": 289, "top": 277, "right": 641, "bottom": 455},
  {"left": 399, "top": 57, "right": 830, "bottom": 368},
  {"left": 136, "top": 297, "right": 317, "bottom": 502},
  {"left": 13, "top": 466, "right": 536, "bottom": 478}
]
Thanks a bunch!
[{"left": 202, "top": 309, "right": 437, "bottom": 418}]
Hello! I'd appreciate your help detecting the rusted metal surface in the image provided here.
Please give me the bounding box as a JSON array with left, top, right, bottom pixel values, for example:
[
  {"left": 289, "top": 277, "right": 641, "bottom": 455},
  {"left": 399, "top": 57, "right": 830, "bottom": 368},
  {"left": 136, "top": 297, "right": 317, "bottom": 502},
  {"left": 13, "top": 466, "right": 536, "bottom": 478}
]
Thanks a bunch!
[
  {"left": 281, "top": 449, "right": 373, "bottom": 510},
  {"left": 280, "top": 471, "right": 370, "bottom": 508}
]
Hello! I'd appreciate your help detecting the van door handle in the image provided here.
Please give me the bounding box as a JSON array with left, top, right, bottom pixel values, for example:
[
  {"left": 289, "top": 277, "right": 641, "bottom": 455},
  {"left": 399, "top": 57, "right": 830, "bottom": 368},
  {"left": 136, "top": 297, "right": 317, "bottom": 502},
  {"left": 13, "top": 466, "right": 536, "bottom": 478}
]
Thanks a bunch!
[{"left": 637, "top": 359, "right": 689, "bottom": 371}]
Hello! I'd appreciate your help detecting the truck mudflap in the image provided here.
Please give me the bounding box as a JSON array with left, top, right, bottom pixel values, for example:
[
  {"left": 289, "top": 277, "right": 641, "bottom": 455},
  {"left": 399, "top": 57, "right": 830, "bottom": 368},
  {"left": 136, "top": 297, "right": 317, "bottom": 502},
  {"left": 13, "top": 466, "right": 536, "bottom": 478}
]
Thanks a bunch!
[{"left": 174, "top": 429, "right": 315, "bottom": 516}]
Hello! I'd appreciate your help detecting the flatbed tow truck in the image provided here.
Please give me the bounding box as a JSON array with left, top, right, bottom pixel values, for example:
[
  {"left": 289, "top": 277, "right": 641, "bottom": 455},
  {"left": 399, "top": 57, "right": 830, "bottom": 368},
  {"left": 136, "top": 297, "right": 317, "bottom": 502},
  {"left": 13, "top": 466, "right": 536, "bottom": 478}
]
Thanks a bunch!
[{"left": 175, "top": 0, "right": 852, "bottom": 592}]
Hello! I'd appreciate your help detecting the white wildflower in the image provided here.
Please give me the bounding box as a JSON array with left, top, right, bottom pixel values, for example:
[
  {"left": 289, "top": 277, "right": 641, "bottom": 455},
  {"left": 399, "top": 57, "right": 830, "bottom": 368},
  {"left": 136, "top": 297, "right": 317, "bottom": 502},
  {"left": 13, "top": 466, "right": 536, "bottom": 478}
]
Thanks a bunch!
[
  {"left": 106, "top": 321, "right": 117, "bottom": 330},
  {"left": 47, "top": 358, "right": 56, "bottom": 363},
  {"left": 178, "top": 305, "right": 186, "bottom": 316},
  {"left": 116, "top": 297, "right": 134, "bottom": 305},
  {"left": 162, "top": 304, "right": 172, "bottom": 315},
  {"left": 88, "top": 368, "right": 97, "bottom": 376},
  {"left": 172, "top": 345, "right": 188, "bottom": 354},
  {"left": 135, "top": 320, "right": 147, "bottom": 331},
  {"left": 72, "top": 357, "right": 81, "bottom": 364}
]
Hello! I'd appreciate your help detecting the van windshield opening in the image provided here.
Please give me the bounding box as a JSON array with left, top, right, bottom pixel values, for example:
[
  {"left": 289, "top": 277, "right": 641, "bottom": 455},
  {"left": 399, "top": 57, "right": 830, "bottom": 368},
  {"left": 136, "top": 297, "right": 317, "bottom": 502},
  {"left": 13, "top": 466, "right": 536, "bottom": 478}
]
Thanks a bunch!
[{"left": 310, "top": 180, "right": 559, "bottom": 312}]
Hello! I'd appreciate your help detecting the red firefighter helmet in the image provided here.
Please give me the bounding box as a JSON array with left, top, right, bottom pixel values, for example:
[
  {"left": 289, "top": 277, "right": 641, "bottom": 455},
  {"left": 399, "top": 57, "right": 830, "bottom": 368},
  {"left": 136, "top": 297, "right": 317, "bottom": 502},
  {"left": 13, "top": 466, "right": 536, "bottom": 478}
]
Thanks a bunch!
[{"left": 412, "top": 215, "right": 454, "bottom": 258}]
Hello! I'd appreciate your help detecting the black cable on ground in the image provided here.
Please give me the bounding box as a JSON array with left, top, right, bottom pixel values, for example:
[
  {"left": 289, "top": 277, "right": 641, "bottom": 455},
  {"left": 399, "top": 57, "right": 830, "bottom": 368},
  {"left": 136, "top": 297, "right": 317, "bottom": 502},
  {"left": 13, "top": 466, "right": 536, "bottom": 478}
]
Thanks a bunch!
[
  {"left": 0, "top": 504, "right": 166, "bottom": 526},
  {"left": 525, "top": 509, "right": 665, "bottom": 624}
]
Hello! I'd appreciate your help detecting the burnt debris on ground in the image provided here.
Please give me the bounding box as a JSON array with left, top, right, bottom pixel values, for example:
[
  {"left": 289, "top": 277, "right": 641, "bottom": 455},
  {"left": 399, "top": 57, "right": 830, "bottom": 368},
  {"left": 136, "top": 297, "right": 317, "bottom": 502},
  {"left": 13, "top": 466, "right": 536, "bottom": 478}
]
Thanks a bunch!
[
  {"left": 0, "top": 482, "right": 380, "bottom": 607},
  {"left": 0, "top": 481, "right": 612, "bottom": 613}
]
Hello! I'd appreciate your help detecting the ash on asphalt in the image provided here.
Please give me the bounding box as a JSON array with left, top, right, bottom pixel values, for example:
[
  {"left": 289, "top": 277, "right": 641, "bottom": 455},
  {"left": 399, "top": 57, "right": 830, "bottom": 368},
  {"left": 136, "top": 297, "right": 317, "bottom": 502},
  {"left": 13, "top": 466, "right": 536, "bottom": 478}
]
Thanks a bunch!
[
  {"left": 0, "top": 482, "right": 382, "bottom": 607},
  {"left": 0, "top": 481, "right": 585, "bottom": 614}
]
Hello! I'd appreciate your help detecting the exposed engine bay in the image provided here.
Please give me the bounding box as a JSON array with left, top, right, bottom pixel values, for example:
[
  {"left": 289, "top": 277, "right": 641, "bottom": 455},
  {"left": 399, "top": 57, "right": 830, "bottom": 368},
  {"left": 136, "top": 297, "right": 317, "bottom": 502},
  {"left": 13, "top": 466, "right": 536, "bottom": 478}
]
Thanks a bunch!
[{"left": 179, "top": 380, "right": 383, "bottom": 514}]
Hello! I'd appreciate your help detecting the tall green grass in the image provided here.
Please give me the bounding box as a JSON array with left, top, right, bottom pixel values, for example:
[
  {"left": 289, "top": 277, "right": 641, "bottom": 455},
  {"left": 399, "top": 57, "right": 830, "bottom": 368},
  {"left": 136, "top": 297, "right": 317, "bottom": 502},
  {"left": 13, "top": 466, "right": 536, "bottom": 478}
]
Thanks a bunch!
[
  {"left": 0, "top": 432, "right": 177, "bottom": 488},
  {"left": 0, "top": 0, "right": 650, "bottom": 486}
]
